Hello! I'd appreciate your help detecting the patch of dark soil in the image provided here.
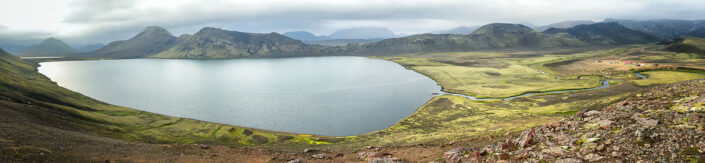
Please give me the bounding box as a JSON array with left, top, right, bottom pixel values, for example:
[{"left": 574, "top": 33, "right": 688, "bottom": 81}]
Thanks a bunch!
[{"left": 485, "top": 72, "right": 501, "bottom": 76}]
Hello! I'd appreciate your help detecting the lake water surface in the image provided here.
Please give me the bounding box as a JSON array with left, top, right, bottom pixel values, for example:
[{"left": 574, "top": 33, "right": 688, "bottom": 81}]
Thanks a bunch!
[{"left": 38, "top": 57, "right": 440, "bottom": 136}]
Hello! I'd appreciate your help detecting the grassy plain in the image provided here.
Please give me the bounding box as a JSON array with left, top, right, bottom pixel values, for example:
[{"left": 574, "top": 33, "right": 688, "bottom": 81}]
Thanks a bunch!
[
  {"left": 382, "top": 50, "right": 619, "bottom": 98},
  {"left": 633, "top": 71, "right": 705, "bottom": 86}
]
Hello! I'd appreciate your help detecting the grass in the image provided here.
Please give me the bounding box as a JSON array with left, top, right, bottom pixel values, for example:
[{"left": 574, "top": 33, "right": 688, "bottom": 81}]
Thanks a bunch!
[
  {"left": 633, "top": 71, "right": 705, "bottom": 86},
  {"left": 383, "top": 50, "right": 618, "bottom": 98},
  {"left": 343, "top": 82, "right": 635, "bottom": 145}
]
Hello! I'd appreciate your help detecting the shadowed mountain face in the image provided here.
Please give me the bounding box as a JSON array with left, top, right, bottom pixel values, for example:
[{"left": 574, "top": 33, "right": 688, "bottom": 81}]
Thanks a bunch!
[
  {"left": 18, "top": 38, "right": 77, "bottom": 57},
  {"left": 685, "top": 28, "right": 705, "bottom": 38},
  {"left": 534, "top": 20, "right": 595, "bottom": 31},
  {"left": 73, "top": 44, "right": 104, "bottom": 52},
  {"left": 152, "top": 27, "right": 340, "bottom": 59},
  {"left": 605, "top": 19, "right": 705, "bottom": 39},
  {"left": 88, "top": 26, "right": 179, "bottom": 59},
  {"left": 543, "top": 22, "right": 659, "bottom": 45},
  {"left": 350, "top": 23, "right": 587, "bottom": 55}
]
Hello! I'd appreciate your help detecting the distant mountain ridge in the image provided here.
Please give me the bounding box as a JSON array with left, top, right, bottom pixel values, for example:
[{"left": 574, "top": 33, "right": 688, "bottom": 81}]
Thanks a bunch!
[
  {"left": 349, "top": 23, "right": 587, "bottom": 55},
  {"left": 18, "top": 38, "right": 77, "bottom": 57},
  {"left": 87, "top": 26, "right": 179, "bottom": 58},
  {"left": 604, "top": 19, "right": 705, "bottom": 39},
  {"left": 152, "top": 27, "right": 339, "bottom": 59},
  {"left": 534, "top": 20, "right": 595, "bottom": 31},
  {"left": 327, "top": 27, "right": 396, "bottom": 39},
  {"left": 543, "top": 22, "right": 659, "bottom": 45},
  {"left": 75, "top": 21, "right": 685, "bottom": 59},
  {"left": 282, "top": 31, "right": 327, "bottom": 41}
]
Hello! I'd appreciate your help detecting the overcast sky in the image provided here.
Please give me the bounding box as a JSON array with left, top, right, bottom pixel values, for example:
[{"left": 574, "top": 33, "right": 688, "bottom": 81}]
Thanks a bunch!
[{"left": 1, "top": 0, "right": 705, "bottom": 45}]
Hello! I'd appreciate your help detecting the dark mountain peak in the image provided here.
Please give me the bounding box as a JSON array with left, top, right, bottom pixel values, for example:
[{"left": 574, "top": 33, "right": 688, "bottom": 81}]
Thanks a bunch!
[
  {"left": 283, "top": 31, "right": 327, "bottom": 41},
  {"left": 535, "top": 20, "right": 595, "bottom": 31},
  {"left": 196, "top": 27, "right": 226, "bottom": 33},
  {"left": 18, "top": 37, "right": 76, "bottom": 57},
  {"left": 471, "top": 23, "right": 535, "bottom": 36},
  {"left": 42, "top": 37, "right": 62, "bottom": 43},
  {"left": 284, "top": 31, "right": 316, "bottom": 37},
  {"left": 134, "top": 26, "right": 175, "bottom": 39},
  {"left": 543, "top": 22, "right": 659, "bottom": 45},
  {"left": 87, "top": 26, "right": 179, "bottom": 58}
]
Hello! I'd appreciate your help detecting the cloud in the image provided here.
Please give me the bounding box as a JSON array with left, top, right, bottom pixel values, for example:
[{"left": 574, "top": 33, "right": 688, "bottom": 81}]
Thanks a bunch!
[{"left": 2, "top": 0, "right": 705, "bottom": 45}]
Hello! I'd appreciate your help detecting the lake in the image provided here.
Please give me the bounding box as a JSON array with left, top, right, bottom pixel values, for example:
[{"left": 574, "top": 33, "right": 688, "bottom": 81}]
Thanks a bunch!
[{"left": 38, "top": 57, "right": 440, "bottom": 136}]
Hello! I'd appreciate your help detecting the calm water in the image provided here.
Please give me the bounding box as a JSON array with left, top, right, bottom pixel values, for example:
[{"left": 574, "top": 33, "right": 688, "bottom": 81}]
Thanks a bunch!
[{"left": 38, "top": 57, "right": 440, "bottom": 136}]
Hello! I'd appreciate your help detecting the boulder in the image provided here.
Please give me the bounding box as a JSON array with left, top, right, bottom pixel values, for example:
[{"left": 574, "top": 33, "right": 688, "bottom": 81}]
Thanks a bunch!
[
  {"left": 542, "top": 147, "right": 567, "bottom": 157},
  {"left": 443, "top": 148, "right": 466, "bottom": 163},
  {"left": 518, "top": 129, "right": 536, "bottom": 148}
]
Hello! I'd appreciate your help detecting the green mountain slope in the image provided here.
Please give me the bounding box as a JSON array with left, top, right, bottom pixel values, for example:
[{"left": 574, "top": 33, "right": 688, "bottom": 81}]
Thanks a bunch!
[
  {"left": 543, "top": 22, "right": 659, "bottom": 45},
  {"left": 663, "top": 36, "right": 705, "bottom": 54},
  {"left": 88, "top": 26, "right": 179, "bottom": 59},
  {"left": 152, "top": 27, "right": 339, "bottom": 59},
  {"left": 18, "top": 38, "right": 77, "bottom": 57},
  {"left": 350, "top": 23, "right": 587, "bottom": 55}
]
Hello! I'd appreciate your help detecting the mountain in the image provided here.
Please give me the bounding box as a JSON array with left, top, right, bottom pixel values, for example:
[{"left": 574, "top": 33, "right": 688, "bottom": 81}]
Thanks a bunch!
[
  {"left": 87, "top": 26, "right": 179, "bottom": 58},
  {"left": 685, "top": 28, "right": 705, "bottom": 38},
  {"left": 17, "top": 38, "right": 77, "bottom": 57},
  {"left": 303, "top": 38, "right": 382, "bottom": 46},
  {"left": 350, "top": 23, "right": 587, "bottom": 55},
  {"left": 282, "top": 31, "right": 328, "bottom": 41},
  {"left": 152, "top": 27, "right": 339, "bottom": 59},
  {"left": 73, "top": 43, "right": 104, "bottom": 52},
  {"left": 604, "top": 19, "right": 705, "bottom": 39},
  {"left": 0, "top": 44, "right": 27, "bottom": 53},
  {"left": 431, "top": 26, "right": 479, "bottom": 34},
  {"left": 543, "top": 22, "right": 659, "bottom": 45},
  {"left": 662, "top": 36, "right": 705, "bottom": 54},
  {"left": 534, "top": 20, "right": 595, "bottom": 31},
  {"left": 327, "top": 27, "right": 396, "bottom": 39}
]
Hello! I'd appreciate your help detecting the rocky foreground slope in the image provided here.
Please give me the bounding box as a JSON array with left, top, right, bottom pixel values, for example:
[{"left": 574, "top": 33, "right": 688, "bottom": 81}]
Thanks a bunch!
[{"left": 443, "top": 79, "right": 705, "bottom": 162}]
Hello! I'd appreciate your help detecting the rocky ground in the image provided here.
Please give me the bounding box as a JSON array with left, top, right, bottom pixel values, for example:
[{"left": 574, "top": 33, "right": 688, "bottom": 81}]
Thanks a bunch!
[{"left": 442, "top": 79, "right": 705, "bottom": 162}]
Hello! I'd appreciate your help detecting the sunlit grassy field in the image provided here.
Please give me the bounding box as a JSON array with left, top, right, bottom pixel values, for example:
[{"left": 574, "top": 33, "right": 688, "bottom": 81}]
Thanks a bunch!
[
  {"left": 633, "top": 71, "right": 705, "bottom": 86},
  {"left": 383, "top": 50, "right": 616, "bottom": 98}
]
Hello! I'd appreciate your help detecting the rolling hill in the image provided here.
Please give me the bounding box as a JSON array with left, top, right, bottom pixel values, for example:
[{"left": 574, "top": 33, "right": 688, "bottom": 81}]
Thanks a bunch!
[
  {"left": 543, "top": 22, "right": 659, "bottom": 45},
  {"left": 87, "top": 26, "right": 179, "bottom": 58},
  {"left": 662, "top": 36, "right": 705, "bottom": 54},
  {"left": 17, "top": 38, "right": 77, "bottom": 57}
]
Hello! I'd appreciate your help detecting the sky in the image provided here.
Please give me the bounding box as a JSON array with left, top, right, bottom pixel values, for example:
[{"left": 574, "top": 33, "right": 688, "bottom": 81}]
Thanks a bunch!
[{"left": 1, "top": 0, "right": 705, "bottom": 46}]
